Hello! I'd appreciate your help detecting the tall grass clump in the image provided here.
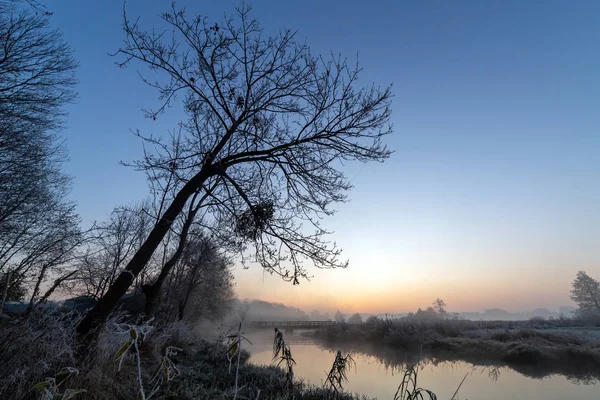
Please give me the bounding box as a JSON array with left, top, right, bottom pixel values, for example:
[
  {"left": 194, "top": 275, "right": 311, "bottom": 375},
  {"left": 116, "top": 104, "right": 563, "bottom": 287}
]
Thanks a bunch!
[
  {"left": 273, "top": 327, "right": 296, "bottom": 390},
  {"left": 392, "top": 363, "right": 437, "bottom": 400},
  {"left": 223, "top": 319, "right": 253, "bottom": 400},
  {"left": 392, "top": 361, "right": 467, "bottom": 400},
  {"left": 75, "top": 313, "right": 194, "bottom": 400},
  {"left": 324, "top": 350, "right": 355, "bottom": 394}
]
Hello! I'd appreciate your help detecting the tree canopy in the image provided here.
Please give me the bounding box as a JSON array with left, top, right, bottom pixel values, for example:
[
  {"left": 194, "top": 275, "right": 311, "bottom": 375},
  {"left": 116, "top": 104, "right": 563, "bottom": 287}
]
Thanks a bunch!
[
  {"left": 570, "top": 271, "right": 600, "bottom": 318},
  {"left": 77, "top": 3, "right": 393, "bottom": 336},
  {"left": 0, "top": 2, "right": 80, "bottom": 313}
]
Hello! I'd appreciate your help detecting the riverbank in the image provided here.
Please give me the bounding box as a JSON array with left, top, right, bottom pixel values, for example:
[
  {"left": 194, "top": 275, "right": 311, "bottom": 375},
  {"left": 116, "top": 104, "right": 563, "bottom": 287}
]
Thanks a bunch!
[
  {"left": 312, "top": 318, "right": 600, "bottom": 381},
  {"left": 159, "top": 340, "right": 373, "bottom": 400},
  {"left": 0, "top": 311, "right": 375, "bottom": 400}
]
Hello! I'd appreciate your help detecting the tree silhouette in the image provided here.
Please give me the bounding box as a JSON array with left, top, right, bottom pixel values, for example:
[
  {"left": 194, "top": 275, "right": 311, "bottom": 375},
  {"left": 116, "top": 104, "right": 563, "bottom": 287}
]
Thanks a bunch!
[
  {"left": 570, "top": 271, "right": 600, "bottom": 318},
  {"left": 77, "top": 3, "right": 392, "bottom": 337},
  {"left": 334, "top": 310, "right": 345, "bottom": 323},
  {"left": 432, "top": 298, "right": 447, "bottom": 319},
  {"left": 348, "top": 312, "right": 363, "bottom": 324},
  {"left": 0, "top": 3, "right": 80, "bottom": 313}
]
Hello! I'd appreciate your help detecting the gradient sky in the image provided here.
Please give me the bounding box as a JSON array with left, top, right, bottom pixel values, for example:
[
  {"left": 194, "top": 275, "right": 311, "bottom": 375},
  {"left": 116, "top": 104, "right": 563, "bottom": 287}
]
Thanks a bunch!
[{"left": 48, "top": 1, "right": 600, "bottom": 314}]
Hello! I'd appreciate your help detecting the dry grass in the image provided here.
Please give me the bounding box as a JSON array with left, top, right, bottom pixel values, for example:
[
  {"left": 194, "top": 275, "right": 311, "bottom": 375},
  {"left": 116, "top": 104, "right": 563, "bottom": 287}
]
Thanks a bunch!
[
  {"left": 392, "top": 363, "right": 438, "bottom": 400},
  {"left": 0, "top": 309, "right": 80, "bottom": 399},
  {"left": 0, "top": 310, "right": 200, "bottom": 400}
]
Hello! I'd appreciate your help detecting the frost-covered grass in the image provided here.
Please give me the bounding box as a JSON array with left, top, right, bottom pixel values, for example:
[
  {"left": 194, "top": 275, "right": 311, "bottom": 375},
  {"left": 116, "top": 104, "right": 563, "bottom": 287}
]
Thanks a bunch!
[
  {"left": 0, "top": 309, "right": 80, "bottom": 399},
  {"left": 0, "top": 310, "right": 199, "bottom": 400},
  {"left": 0, "top": 312, "right": 386, "bottom": 399},
  {"left": 314, "top": 317, "right": 600, "bottom": 380}
]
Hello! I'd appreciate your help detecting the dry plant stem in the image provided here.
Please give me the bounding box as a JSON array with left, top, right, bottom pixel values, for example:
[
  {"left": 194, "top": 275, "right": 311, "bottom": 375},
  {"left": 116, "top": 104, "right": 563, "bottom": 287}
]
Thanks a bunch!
[
  {"left": 133, "top": 338, "right": 146, "bottom": 400},
  {"left": 234, "top": 334, "right": 242, "bottom": 400},
  {"left": 450, "top": 373, "right": 468, "bottom": 400}
]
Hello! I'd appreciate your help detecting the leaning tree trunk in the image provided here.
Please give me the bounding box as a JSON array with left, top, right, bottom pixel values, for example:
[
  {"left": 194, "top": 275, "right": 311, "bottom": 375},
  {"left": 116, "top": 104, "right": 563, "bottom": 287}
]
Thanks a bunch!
[
  {"left": 142, "top": 243, "right": 186, "bottom": 316},
  {"left": 76, "top": 167, "right": 213, "bottom": 338},
  {"left": 143, "top": 189, "right": 201, "bottom": 316}
]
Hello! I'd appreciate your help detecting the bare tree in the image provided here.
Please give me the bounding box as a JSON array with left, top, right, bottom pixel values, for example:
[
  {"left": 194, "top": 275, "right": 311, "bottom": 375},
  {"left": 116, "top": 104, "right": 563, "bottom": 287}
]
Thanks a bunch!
[
  {"left": 159, "top": 233, "right": 234, "bottom": 321},
  {"left": 0, "top": 3, "right": 80, "bottom": 308},
  {"left": 432, "top": 298, "right": 447, "bottom": 320},
  {"left": 348, "top": 313, "right": 362, "bottom": 324},
  {"left": 334, "top": 311, "right": 345, "bottom": 324},
  {"left": 23, "top": 204, "right": 82, "bottom": 312},
  {"left": 0, "top": 194, "right": 82, "bottom": 313},
  {"left": 72, "top": 203, "right": 151, "bottom": 300},
  {"left": 77, "top": 4, "right": 392, "bottom": 336},
  {"left": 570, "top": 271, "right": 600, "bottom": 318},
  {"left": 0, "top": 4, "right": 76, "bottom": 151}
]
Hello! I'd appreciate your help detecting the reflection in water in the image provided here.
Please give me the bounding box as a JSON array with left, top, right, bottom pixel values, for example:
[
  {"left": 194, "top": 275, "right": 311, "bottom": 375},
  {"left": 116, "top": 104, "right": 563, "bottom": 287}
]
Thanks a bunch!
[
  {"left": 323, "top": 339, "right": 600, "bottom": 385},
  {"left": 247, "top": 332, "right": 599, "bottom": 400}
]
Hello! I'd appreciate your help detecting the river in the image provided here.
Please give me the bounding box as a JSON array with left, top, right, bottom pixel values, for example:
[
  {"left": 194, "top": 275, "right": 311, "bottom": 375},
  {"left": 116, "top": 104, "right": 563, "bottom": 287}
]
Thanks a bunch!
[{"left": 246, "top": 332, "right": 599, "bottom": 399}]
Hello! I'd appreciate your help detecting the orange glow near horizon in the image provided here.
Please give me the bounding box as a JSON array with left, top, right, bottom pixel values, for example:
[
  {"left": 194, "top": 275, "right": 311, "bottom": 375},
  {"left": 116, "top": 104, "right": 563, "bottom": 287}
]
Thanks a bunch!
[{"left": 233, "top": 260, "right": 581, "bottom": 315}]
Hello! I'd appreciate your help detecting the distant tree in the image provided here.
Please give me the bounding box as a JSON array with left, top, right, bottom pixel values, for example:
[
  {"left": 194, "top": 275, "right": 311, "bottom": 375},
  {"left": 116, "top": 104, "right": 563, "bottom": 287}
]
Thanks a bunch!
[
  {"left": 77, "top": 3, "right": 393, "bottom": 336},
  {"left": 348, "top": 313, "right": 363, "bottom": 324},
  {"left": 448, "top": 312, "right": 461, "bottom": 320},
  {"left": 529, "top": 316, "right": 546, "bottom": 324},
  {"left": 432, "top": 298, "right": 447, "bottom": 319},
  {"left": 570, "top": 271, "right": 600, "bottom": 318},
  {"left": 334, "top": 310, "right": 345, "bottom": 323},
  {"left": 410, "top": 307, "right": 440, "bottom": 321}
]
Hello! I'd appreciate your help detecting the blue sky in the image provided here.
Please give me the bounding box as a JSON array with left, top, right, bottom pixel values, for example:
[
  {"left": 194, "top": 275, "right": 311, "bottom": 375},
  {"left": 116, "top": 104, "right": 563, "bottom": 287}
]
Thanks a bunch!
[{"left": 49, "top": 1, "right": 600, "bottom": 312}]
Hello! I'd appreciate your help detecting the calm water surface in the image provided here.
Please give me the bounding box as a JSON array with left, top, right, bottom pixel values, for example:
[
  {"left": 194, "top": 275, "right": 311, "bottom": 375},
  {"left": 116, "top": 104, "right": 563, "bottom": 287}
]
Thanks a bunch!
[{"left": 247, "top": 333, "right": 599, "bottom": 399}]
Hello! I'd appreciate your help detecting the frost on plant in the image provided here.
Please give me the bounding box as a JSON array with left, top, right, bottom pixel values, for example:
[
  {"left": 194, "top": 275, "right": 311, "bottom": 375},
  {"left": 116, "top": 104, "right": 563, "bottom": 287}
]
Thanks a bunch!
[
  {"left": 112, "top": 318, "right": 181, "bottom": 400},
  {"left": 32, "top": 367, "right": 86, "bottom": 400}
]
